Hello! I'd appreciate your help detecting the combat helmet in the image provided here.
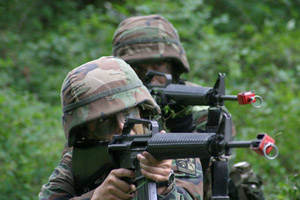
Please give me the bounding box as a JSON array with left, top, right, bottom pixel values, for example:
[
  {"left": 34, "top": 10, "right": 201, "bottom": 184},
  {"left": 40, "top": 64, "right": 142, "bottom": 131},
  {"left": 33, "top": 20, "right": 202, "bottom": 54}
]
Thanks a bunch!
[
  {"left": 112, "top": 14, "right": 190, "bottom": 74},
  {"left": 61, "top": 56, "right": 160, "bottom": 147}
]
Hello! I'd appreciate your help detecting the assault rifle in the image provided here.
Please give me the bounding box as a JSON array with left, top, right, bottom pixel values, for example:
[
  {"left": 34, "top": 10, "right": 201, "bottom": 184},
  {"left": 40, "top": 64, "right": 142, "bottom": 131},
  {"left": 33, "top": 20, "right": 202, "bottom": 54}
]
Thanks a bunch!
[
  {"left": 144, "top": 71, "right": 265, "bottom": 178},
  {"left": 145, "top": 70, "right": 263, "bottom": 108},
  {"left": 72, "top": 73, "right": 278, "bottom": 199}
]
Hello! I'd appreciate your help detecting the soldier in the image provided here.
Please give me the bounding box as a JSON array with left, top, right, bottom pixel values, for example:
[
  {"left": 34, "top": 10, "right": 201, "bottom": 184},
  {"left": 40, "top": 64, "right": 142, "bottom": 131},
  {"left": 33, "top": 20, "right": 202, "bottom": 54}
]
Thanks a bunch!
[
  {"left": 113, "top": 14, "right": 206, "bottom": 199},
  {"left": 112, "top": 14, "right": 198, "bottom": 133},
  {"left": 112, "top": 14, "right": 264, "bottom": 200},
  {"left": 39, "top": 56, "right": 202, "bottom": 200}
]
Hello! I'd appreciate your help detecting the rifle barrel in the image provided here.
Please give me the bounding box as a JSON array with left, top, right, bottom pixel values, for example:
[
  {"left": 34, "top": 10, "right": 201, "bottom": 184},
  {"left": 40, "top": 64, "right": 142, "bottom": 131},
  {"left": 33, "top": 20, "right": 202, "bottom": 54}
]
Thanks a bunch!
[
  {"left": 226, "top": 140, "right": 260, "bottom": 148},
  {"left": 220, "top": 95, "right": 237, "bottom": 101}
]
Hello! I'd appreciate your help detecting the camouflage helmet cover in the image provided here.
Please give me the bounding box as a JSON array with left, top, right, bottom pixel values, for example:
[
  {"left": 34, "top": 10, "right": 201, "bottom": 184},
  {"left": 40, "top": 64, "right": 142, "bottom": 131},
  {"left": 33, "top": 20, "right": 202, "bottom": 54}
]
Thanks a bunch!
[
  {"left": 61, "top": 56, "right": 160, "bottom": 146},
  {"left": 112, "top": 14, "right": 190, "bottom": 74}
]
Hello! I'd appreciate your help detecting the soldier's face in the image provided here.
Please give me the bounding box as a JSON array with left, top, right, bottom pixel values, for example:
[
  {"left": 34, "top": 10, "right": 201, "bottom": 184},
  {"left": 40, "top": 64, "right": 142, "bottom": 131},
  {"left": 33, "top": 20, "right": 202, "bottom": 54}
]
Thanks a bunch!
[
  {"left": 131, "top": 61, "right": 173, "bottom": 85},
  {"left": 85, "top": 107, "right": 144, "bottom": 141}
]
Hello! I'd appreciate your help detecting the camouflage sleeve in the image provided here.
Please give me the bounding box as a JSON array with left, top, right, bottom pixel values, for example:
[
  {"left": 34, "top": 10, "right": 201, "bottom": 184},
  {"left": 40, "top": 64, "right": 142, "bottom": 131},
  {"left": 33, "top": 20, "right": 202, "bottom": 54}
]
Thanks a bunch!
[
  {"left": 158, "top": 158, "right": 203, "bottom": 200},
  {"left": 192, "top": 106, "right": 209, "bottom": 132},
  {"left": 38, "top": 151, "right": 94, "bottom": 200}
]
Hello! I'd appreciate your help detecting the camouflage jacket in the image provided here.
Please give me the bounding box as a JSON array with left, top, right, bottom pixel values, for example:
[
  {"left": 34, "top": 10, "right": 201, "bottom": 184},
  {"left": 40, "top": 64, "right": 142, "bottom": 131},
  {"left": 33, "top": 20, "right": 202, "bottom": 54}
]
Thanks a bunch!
[{"left": 39, "top": 151, "right": 203, "bottom": 200}]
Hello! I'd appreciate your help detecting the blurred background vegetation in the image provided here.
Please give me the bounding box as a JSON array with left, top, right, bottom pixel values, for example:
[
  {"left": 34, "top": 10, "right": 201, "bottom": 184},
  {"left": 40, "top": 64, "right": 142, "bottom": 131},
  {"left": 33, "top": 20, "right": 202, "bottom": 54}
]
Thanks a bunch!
[{"left": 0, "top": 0, "right": 299, "bottom": 199}]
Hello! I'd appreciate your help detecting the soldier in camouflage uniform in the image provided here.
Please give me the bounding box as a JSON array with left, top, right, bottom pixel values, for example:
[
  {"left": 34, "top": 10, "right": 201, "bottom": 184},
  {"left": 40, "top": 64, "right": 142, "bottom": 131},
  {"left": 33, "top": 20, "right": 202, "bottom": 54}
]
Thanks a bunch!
[
  {"left": 113, "top": 14, "right": 206, "bottom": 199},
  {"left": 112, "top": 14, "right": 264, "bottom": 200},
  {"left": 112, "top": 14, "right": 198, "bottom": 132},
  {"left": 39, "top": 56, "right": 203, "bottom": 200}
]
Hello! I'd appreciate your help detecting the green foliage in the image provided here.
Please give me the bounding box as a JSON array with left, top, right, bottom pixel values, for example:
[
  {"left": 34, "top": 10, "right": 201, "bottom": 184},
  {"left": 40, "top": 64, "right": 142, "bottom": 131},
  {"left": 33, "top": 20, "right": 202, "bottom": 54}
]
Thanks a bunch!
[
  {"left": 0, "top": 88, "right": 64, "bottom": 199},
  {"left": 1, "top": 1, "right": 299, "bottom": 199}
]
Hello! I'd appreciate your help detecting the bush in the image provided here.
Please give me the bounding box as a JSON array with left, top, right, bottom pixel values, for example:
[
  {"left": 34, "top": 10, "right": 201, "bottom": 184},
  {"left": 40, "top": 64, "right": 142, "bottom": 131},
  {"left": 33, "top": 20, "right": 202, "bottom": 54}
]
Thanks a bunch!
[
  {"left": 1, "top": 1, "right": 300, "bottom": 199},
  {"left": 0, "top": 88, "right": 64, "bottom": 199}
]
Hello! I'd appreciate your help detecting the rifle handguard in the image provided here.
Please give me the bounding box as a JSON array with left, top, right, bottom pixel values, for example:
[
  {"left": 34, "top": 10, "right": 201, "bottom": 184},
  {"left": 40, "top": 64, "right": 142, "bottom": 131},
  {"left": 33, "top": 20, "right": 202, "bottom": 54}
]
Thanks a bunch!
[{"left": 147, "top": 133, "right": 216, "bottom": 160}]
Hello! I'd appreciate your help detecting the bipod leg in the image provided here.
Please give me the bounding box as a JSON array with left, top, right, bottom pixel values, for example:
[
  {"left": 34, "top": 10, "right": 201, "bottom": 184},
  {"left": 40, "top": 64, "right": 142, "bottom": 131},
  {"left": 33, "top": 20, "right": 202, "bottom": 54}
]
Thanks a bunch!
[{"left": 211, "top": 157, "right": 229, "bottom": 200}]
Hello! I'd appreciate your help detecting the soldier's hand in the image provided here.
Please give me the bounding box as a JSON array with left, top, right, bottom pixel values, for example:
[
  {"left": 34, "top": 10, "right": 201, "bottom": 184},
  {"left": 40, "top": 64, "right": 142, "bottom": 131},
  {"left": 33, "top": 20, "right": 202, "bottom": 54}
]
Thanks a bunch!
[
  {"left": 137, "top": 151, "right": 172, "bottom": 183},
  {"left": 137, "top": 151, "right": 173, "bottom": 196},
  {"left": 91, "top": 168, "right": 136, "bottom": 200},
  {"left": 137, "top": 130, "right": 171, "bottom": 182}
]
